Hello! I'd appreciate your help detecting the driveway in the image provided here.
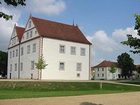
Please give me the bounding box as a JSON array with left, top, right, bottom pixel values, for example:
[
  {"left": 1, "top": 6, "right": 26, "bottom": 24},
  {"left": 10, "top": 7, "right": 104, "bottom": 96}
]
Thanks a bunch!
[{"left": 0, "top": 92, "right": 140, "bottom": 105}]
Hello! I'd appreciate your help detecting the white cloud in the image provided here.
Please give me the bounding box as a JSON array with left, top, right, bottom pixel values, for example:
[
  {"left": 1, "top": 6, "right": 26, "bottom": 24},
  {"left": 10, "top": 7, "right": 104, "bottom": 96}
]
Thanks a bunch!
[
  {"left": 27, "top": 0, "right": 66, "bottom": 15},
  {"left": 0, "top": 7, "right": 21, "bottom": 51},
  {"left": 88, "top": 27, "right": 140, "bottom": 66},
  {"left": 112, "top": 27, "right": 138, "bottom": 43}
]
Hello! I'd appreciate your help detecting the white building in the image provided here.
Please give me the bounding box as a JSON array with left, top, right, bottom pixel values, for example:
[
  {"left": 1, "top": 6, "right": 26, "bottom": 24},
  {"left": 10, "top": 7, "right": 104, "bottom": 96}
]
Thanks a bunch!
[
  {"left": 7, "top": 16, "right": 92, "bottom": 80},
  {"left": 93, "top": 60, "right": 121, "bottom": 80}
]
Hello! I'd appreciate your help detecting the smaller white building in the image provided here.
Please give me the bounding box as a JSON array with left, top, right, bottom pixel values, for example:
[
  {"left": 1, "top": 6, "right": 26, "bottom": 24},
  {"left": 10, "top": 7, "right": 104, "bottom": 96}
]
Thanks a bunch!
[{"left": 93, "top": 60, "right": 121, "bottom": 80}]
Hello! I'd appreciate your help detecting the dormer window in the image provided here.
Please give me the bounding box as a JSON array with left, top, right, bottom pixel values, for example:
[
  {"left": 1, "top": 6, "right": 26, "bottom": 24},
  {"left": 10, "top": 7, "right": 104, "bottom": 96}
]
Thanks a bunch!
[
  {"left": 26, "top": 32, "right": 29, "bottom": 39},
  {"left": 28, "top": 21, "right": 31, "bottom": 28}
]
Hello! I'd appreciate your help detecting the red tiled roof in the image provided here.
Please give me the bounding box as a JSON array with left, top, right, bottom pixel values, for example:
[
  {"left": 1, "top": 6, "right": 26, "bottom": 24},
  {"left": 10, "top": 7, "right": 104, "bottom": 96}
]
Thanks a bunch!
[
  {"left": 93, "top": 60, "right": 119, "bottom": 68},
  {"left": 136, "top": 65, "right": 140, "bottom": 68},
  {"left": 15, "top": 26, "right": 25, "bottom": 41},
  {"left": 31, "top": 16, "right": 91, "bottom": 44}
]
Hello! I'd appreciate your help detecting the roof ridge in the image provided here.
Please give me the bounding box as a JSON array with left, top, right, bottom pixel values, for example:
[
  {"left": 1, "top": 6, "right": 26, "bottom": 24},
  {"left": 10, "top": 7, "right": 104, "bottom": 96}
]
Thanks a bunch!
[{"left": 31, "top": 16, "right": 76, "bottom": 28}]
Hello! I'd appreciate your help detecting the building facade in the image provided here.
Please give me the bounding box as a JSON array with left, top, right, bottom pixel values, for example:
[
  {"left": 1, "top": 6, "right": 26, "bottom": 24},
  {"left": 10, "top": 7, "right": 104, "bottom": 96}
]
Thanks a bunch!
[
  {"left": 93, "top": 60, "right": 121, "bottom": 80},
  {"left": 7, "top": 16, "right": 91, "bottom": 80}
]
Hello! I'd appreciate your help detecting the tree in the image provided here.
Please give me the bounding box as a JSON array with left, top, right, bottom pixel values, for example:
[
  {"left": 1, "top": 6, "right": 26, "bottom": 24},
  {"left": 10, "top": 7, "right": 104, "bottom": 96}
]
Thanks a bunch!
[
  {"left": 35, "top": 56, "right": 47, "bottom": 80},
  {"left": 109, "top": 65, "right": 117, "bottom": 79},
  {"left": 0, "top": 0, "right": 26, "bottom": 20},
  {"left": 117, "top": 52, "right": 135, "bottom": 79},
  {"left": 0, "top": 51, "right": 8, "bottom": 77},
  {"left": 122, "top": 14, "right": 140, "bottom": 54}
]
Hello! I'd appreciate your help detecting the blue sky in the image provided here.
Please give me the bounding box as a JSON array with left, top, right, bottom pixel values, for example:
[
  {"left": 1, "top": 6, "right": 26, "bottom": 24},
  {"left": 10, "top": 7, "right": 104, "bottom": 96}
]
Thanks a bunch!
[{"left": 0, "top": 0, "right": 140, "bottom": 65}]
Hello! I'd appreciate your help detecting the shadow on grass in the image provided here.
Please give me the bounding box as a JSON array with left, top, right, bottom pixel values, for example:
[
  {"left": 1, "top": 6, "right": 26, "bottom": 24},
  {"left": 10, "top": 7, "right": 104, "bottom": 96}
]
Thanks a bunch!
[{"left": 80, "top": 102, "right": 103, "bottom": 105}]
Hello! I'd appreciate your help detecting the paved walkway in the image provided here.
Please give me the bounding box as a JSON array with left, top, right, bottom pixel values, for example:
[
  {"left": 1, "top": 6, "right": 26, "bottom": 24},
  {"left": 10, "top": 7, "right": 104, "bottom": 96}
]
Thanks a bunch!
[{"left": 0, "top": 92, "right": 140, "bottom": 105}]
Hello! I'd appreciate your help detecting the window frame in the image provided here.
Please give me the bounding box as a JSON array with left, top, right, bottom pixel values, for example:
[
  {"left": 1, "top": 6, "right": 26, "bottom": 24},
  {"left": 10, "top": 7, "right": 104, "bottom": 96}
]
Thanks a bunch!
[
  {"left": 59, "top": 62, "right": 65, "bottom": 70},
  {"left": 59, "top": 45, "right": 65, "bottom": 54},
  {"left": 71, "top": 46, "right": 76, "bottom": 55},
  {"left": 77, "top": 63, "right": 82, "bottom": 71},
  {"left": 80, "top": 48, "right": 86, "bottom": 56}
]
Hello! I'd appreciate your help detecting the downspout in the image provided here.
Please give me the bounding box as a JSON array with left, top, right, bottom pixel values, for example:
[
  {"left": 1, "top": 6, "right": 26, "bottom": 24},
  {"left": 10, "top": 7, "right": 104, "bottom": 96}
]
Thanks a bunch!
[
  {"left": 18, "top": 41, "right": 21, "bottom": 79},
  {"left": 89, "top": 45, "right": 91, "bottom": 80}
]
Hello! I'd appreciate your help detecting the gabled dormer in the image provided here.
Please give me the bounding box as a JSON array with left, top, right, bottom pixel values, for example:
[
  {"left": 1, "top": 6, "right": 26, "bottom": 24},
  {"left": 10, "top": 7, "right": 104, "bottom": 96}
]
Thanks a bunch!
[
  {"left": 8, "top": 25, "right": 24, "bottom": 48},
  {"left": 21, "top": 16, "right": 40, "bottom": 43}
]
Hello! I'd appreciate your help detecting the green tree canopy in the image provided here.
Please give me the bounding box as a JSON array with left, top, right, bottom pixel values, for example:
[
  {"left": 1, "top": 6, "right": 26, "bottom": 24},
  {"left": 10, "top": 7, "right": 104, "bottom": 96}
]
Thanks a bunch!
[
  {"left": 122, "top": 14, "right": 140, "bottom": 54},
  {"left": 0, "top": 51, "right": 7, "bottom": 77},
  {"left": 117, "top": 52, "right": 135, "bottom": 78},
  {"left": 0, "top": 0, "right": 26, "bottom": 20},
  {"left": 109, "top": 65, "right": 117, "bottom": 74}
]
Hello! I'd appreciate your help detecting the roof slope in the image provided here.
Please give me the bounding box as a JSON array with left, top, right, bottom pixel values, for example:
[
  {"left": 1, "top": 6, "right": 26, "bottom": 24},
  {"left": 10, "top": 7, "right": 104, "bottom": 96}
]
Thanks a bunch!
[
  {"left": 31, "top": 16, "right": 91, "bottom": 44},
  {"left": 93, "top": 60, "right": 119, "bottom": 68},
  {"left": 15, "top": 26, "right": 25, "bottom": 41}
]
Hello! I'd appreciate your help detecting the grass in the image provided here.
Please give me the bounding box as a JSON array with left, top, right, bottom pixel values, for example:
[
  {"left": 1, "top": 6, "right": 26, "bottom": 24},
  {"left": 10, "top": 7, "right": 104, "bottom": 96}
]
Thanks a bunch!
[{"left": 0, "top": 81, "right": 140, "bottom": 99}]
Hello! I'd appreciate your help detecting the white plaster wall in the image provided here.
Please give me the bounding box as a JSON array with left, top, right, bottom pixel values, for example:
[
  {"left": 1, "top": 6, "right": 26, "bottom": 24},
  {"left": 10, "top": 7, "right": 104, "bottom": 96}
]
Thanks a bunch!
[
  {"left": 20, "top": 38, "right": 40, "bottom": 79},
  {"left": 7, "top": 46, "right": 19, "bottom": 79},
  {"left": 42, "top": 38, "right": 90, "bottom": 80}
]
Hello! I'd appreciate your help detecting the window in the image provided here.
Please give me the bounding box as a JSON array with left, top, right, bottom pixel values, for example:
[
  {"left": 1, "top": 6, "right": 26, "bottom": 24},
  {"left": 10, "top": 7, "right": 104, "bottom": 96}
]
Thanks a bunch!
[
  {"left": 26, "top": 32, "right": 29, "bottom": 39},
  {"left": 20, "top": 63, "right": 23, "bottom": 71},
  {"left": 77, "top": 73, "right": 80, "bottom": 77},
  {"left": 13, "top": 50, "right": 15, "bottom": 57},
  {"left": 21, "top": 47, "right": 24, "bottom": 56},
  {"left": 98, "top": 74, "right": 99, "bottom": 77},
  {"left": 35, "top": 30, "right": 37, "bottom": 34},
  {"left": 59, "top": 62, "right": 65, "bottom": 70},
  {"left": 27, "top": 45, "right": 30, "bottom": 54},
  {"left": 15, "top": 63, "right": 17, "bottom": 71},
  {"left": 102, "top": 74, "right": 104, "bottom": 77},
  {"left": 59, "top": 45, "right": 65, "bottom": 53},
  {"left": 77, "top": 63, "right": 82, "bottom": 71},
  {"left": 71, "top": 46, "right": 76, "bottom": 55},
  {"left": 30, "top": 30, "right": 32, "bottom": 38},
  {"left": 32, "top": 43, "right": 36, "bottom": 53},
  {"left": 28, "top": 21, "right": 31, "bottom": 28},
  {"left": 31, "top": 61, "right": 34, "bottom": 70},
  {"left": 102, "top": 68, "right": 104, "bottom": 71},
  {"left": 10, "top": 64, "right": 12, "bottom": 71},
  {"left": 16, "top": 49, "right": 18, "bottom": 57},
  {"left": 80, "top": 48, "right": 85, "bottom": 56},
  {"left": 97, "top": 68, "right": 99, "bottom": 71},
  {"left": 10, "top": 51, "right": 12, "bottom": 58}
]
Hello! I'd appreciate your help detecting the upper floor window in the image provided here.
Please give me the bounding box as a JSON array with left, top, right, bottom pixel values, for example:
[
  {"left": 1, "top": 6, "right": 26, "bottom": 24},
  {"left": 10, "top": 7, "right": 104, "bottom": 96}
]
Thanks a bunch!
[
  {"left": 21, "top": 47, "right": 24, "bottom": 56},
  {"left": 31, "top": 61, "right": 35, "bottom": 70},
  {"left": 26, "top": 32, "right": 29, "bottom": 39},
  {"left": 77, "top": 63, "right": 82, "bottom": 71},
  {"left": 32, "top": 43, "right": 36, "bottom": 53},
  {"left": 71, "top": 46, "right": 76, "bottom": 55},
  {"left": 59, "top": 45, "right": 65, "bottom": 53},
  {"left": 80, "top": 48, "right": 86, "bottom": 56},
  {"left": 13, "top": 50, "right": 15, "bottom": 57},
  {"left": 98, "top": 74, "right": 99, "bottom": 77},
  {"left": 97, "top": 68, "right": 99, "bottom": 71},
  {"left": 10, "top": 51, "right": 12, "bottom": 58},
  {"left": 59, "top": 62, "right": 65, "bottom": 70},
  {"left": 30, "top": 30, "right": 32, "bottom": 38},
  {"left": 35, "top": 30, "right": 37, "bottom": 34},
  {"left": 15, "top": 63, "right": 17, "bottom": 71},
  {"left": 27, "top": 45, "right": 30, "bottom": 54},
  {"left": 16, "top": 49, "right": 18, "bottom": 57},
  {"left": 28, "top": 21, "right": 31, "bottom": 28},
  {"left": 102, "top": 68, "right": 104, "bottom": 71}
]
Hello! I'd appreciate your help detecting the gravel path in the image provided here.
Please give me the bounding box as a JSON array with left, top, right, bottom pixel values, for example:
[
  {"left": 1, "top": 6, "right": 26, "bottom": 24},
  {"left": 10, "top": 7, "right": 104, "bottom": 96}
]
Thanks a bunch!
[{"left": 0, "top": 92, "right": 140, "bottom": 105}]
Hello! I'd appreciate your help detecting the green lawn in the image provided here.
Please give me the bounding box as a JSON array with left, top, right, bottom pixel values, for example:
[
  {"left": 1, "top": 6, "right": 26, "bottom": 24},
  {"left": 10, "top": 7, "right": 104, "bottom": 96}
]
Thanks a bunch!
[{"left": 0, "top": 81, "right": 140, "bottom": 99}]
